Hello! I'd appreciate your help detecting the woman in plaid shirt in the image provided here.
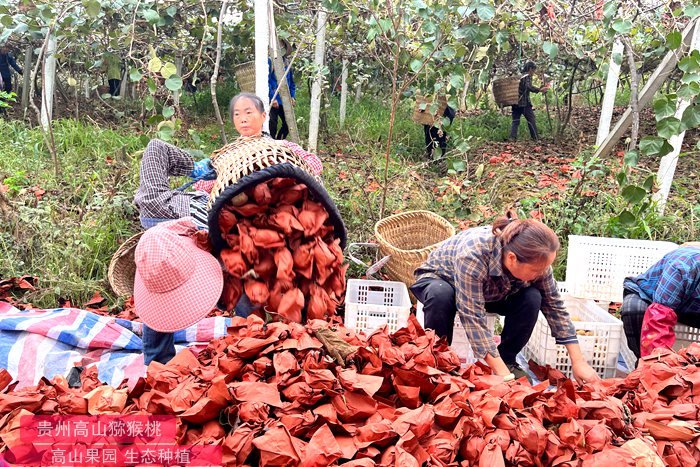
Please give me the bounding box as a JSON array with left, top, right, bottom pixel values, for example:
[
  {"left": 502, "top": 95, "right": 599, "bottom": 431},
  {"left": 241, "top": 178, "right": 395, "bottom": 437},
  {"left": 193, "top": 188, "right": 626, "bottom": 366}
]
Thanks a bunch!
[{"left": 412, "top": 214, "right": 599, "bottom": 384}]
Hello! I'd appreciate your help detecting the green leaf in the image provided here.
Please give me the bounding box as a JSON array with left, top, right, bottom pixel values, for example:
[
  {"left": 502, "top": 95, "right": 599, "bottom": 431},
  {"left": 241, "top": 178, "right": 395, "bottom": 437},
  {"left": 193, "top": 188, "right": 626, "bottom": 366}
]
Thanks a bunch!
[
  {"left": 623, "top": 150, "right": 639, "bottom": 167},
  {"left": 543, "top": 41, "right": 559, "bottom": 58},
  {"left": 677, "top": 82, "right": 700, "bottom": 100},
  {"left": 603, "top": 1, "right": 617, "bottom": 19},
  {"left": 410, "top": 59, "right": 422, "bottom": 73},
  {"left": 681, "top": 104, "right": 700, "bottom": 130},
  {"left": 449, "top": 73, "right": 464, "bottom": 90},
  {"left": 643, "top": 175, "right": 655, "bottom": 191},
  {"left": 129, "top": 68, "right": 143, "bottom": 82},
  {"left": 639, "top": 136, "right": 665, "bottom": 156},
  {"left": 653, "top": 95, "right": 676, "bottom": 121},
  {"left": 162, "top": 106, "right": 175, "bottom": 118},
  {"left": 166, "top": 5, "right": 177, "bottom": 17},
  {"left": 142, "top": 9, "right": 160, "bottom": 23},
  {"left": 165, "top": 76, "right": 183, "bottom": 91},
  {"left": 144, "top": 95, "right": 154, "bottom": 111},
  {"left": 160, "top": 62, "right": 177, "bottom": 79},
  {"left": 678, "top": 54, "right": 700, "bottom": 74},
  {"left": 158, "top": 126, "right": 175, "bottom": 141},
  {"left": 0, "top": 15, "right": 12, "bottom": 27},
  {"left": 84, "top": 0, "right": 100, "bottom": 18},
  {"left": 442, "top": 45, "right": 456, "bottom": 60},
  {"left": 658, "top": 140, "right": 674, "bottom": 157},
  {"left": 147, "top": 57, "right": 162, "bottom": 73},
  {"left": 684, "top": 5, "right": 700, "bottom": 18},
  {"left": 622, "top": 185, "right": 647, "bottom": 204},
  {"left": 618, "top": 210, "right": 636, "bottom": 226},
  {"left": 147, "top": 114, "right": 164, "bottom": 125},
  {"left": 476, "top": 3, "right": 495, "bottom": 21},
  {"left": 657, "top": 116, "right": 681, "bottom": 139},
  {"left": 666, "top": 31, "right": 682, "bottom": 49},
  {"left": 615, "top": 171, "right": 627, "bottom": 187},
  {"left": 147, "top": 78, "right": 157, "bottom": 94},
  {"left": 612, "top": 19, "right": 632, "bottom": 34}
]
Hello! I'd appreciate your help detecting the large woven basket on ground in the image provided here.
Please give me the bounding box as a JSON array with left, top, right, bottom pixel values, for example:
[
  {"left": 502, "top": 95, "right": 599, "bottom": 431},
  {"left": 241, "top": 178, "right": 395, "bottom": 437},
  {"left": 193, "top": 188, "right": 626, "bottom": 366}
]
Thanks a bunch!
[
  {"left": 492, "top": 76, "right": 520, "bottom": 107},
  {"left": 412, "top": 95, "right": 448, "bottom": 126},
  {"left": 374, "top": 211, "right": 455, "bottom": 288},
  {"left": 108, "top": 231, "right": 144, "bottom": 297},
  {"left": 234, "top": 61, "right": 256, "bottom": 93},
  {"left": 207, "top": 136, "right": 346, "bottom": 252}
]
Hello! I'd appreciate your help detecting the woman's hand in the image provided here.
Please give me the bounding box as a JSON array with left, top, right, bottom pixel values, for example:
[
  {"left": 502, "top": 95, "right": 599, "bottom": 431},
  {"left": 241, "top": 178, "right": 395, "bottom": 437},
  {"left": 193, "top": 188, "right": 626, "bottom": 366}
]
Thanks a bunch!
[
  {"left": 565, "top": 343, "right": 600, "bottom": 385},
  {"left": 571, "top": 360, "right": 600, "bottom": 385}
]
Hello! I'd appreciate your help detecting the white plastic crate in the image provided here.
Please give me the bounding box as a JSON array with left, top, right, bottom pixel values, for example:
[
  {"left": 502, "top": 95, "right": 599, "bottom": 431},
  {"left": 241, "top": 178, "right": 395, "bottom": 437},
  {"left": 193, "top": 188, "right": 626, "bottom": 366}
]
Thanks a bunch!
[
  {"left": 619, "top": 323, "right": 700, "bottom": 371},
  {"left": 344, "top": 279, "right": 412, "bottom": 334},
  {"left": 522, "top": 294, "right": 623, "bottom": 379},
  {"left": 676, "top": 324, "right": 700, "bottom": 350},
  {"left": 564, "top": 235, "right": 677, "bottom": 304},
  {"left": 415, "top": 301, "right": 498, "bottom": 367}
]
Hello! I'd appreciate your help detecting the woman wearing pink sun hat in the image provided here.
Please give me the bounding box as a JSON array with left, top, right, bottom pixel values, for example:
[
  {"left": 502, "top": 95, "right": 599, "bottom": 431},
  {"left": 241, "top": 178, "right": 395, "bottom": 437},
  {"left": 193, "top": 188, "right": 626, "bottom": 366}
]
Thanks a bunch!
[{"left": 133, "top": 217, "right": 223, "bottom": 364}]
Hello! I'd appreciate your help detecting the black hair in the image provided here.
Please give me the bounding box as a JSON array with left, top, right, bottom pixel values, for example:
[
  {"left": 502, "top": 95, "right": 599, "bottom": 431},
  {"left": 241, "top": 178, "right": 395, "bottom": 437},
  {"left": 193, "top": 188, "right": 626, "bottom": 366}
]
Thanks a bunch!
[
  {"left": 522, "top": 61, "right": 537, "bottom": 73},
  {"left": 229, "top": 93, "right": 265, "bottom": 120}
]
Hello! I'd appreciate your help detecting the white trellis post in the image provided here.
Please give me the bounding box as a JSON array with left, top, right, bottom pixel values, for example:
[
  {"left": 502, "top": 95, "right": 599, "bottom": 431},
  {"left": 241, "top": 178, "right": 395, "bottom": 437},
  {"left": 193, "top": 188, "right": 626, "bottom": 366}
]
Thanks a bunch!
[
  {"left": 308, "top": 9, "right": 327, "bottom": 153},
  {"left": 596, "top": 39, "right": 624, "bottom": 146},
  {"left": 339, "top": 57, "right": 348, "bottom": 129},
  {"left": 653, "top": 22, "right": 700, "bottom": 214},
  {"left": 255, "top": 0, "right": 270, "bottom": 132},
  {"left": 40, "top": 34, "right": 56, "bottom": 131}
]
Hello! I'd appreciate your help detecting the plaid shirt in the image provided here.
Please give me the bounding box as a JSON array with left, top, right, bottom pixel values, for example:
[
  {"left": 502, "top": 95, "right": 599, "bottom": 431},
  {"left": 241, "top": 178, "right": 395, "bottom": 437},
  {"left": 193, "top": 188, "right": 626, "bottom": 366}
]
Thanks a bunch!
[
  {"left": 134, "top": 140, "right": 209, "bottom": 229},
  {"left": 415, "top": 226, "right": 578, "bottom": 359},
  {"left": 623, "top": 246, "right": 700, "bottom": 316}
]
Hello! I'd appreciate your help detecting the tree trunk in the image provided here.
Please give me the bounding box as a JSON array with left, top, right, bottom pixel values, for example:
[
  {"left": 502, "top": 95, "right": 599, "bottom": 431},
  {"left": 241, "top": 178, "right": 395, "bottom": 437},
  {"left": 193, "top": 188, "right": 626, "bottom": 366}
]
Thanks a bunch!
[
  {"left": 557, "top": 59, "right": 581, "bottom": 140},
  {"left": 339, "top": 57, "right": 348, "bottom": 129},
  {"left": 308, "top": 9, "right": 327, "bottom": 153},
  {"left": 174, "top": 53, "right": 183, "bottom": 108},
  {"left": 271, "top": 40, "right": 300, "bottom": 143},
  {"left": 623, "top": 37, "right": 639, "bottom": 151},
  {"left": 21, "top": 45, "right": 32, "bottom": 113},
  {"left": 119, "top": 67, "right": 128, "bottom": 99},
  {"left": 354, "top": 80, "right": 362, "bottom": 104},
  {"left": 254, "top": 0, "right": 269, "bottom": 132},
  {"left": 211, "top": 0, "right": 228, "bottom": 145},
  {"left": 596, "top": 39, "right": 624, "bottom": 146},
  {"left": 41, "top": 35, "right": 57, "bottom": 131}
]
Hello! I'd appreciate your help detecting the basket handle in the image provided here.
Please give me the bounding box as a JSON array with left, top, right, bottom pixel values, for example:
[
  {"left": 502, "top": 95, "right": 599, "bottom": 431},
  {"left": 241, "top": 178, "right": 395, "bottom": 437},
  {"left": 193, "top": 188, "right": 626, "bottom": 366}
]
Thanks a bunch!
[{"left": 347, "top": 243, "right": 391, "bottom": 279}]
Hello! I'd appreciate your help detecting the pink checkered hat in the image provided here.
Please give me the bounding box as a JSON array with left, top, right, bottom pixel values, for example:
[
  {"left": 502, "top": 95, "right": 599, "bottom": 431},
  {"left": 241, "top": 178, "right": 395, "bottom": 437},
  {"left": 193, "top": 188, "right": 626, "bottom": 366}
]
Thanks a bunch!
[{"left": 133, "top": 217, "right": 223, "bottom": 332}]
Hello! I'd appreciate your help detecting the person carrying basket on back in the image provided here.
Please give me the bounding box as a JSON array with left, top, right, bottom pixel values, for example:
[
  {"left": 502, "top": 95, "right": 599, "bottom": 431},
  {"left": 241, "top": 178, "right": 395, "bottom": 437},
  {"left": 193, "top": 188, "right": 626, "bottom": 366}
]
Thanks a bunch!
[{"left": 509, "top": 61, "right": 550, "bottom": 141}]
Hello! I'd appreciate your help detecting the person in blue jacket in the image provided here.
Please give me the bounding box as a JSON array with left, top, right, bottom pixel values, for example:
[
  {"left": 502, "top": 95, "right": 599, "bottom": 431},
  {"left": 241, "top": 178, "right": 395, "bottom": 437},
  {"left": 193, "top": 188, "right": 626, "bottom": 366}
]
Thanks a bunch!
[
  {"left": 0, "top": 45, "right": 22, "bottom": 114},
  {"left": 0, "top": 45, "right": 22, "bottom": 95},
  {"left": 268, "top": 39, "right": 296, "bottom": 140}
]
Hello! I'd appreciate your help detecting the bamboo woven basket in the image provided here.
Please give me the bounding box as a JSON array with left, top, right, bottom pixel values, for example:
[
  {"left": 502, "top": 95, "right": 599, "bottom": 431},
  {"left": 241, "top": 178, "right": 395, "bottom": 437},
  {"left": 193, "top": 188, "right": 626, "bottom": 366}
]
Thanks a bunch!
[
  {"left": 234, "top": 61, "right": 256, "bottom": 93},
  {"left": 207, "top": 136, "right": 320, "bottom": 209},
  {"left": 107, "top": 231, "right": 144, "bottom": 297},
  {"left": 492, "top": 76, "right": 520, "bottom": 107},
  {"left": 412, "top": 95, "right": 448, "bottom": 126},
  {"left": 374, "top": 211, "right": 455, "bottom": 288}
]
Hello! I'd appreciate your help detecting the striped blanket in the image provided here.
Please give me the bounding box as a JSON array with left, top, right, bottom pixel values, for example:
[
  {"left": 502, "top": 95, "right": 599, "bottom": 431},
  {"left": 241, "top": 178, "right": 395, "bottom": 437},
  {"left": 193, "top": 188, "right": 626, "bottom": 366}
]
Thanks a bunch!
[{"left": 0, "top": 301, "right": 231, "bottom": 389}]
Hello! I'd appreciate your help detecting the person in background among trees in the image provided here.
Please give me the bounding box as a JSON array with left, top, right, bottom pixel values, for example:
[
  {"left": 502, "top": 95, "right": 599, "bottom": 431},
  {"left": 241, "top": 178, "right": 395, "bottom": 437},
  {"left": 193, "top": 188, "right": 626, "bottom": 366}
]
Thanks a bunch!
[
  {"left": 509, "top": 61, "right": 549, "bottom": 141},
  {"left": 103, "top": 51, "right": 122, "bottom": 97},
  {"left": 0, "top": 44, "right": 22, "bottom": 114},
  {"left": 424, "top": 104, "right": 456, "bottom": 158},
  {"left": 268, "top": 39, "right": 296, "bottom": 140}
]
